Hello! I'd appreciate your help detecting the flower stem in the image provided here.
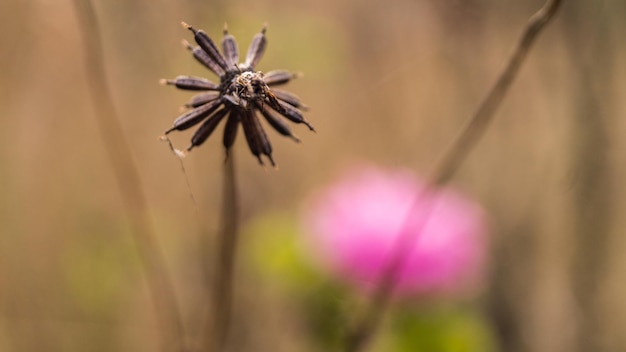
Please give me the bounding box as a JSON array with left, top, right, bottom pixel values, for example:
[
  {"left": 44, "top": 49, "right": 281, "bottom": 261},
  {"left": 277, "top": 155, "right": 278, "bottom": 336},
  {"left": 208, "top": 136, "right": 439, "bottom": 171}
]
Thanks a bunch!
[
  {"left": 344, "top": 1, "right": 563, "bottom": 351},
  {"left": 208, "top": 154, "right": 239, "bottom": 351},
  {"left": 344, "top": 187, "right": 436, "bottom": 352},
  {"left": 72, "top": 0, "right": 185, "bottom": 350}
]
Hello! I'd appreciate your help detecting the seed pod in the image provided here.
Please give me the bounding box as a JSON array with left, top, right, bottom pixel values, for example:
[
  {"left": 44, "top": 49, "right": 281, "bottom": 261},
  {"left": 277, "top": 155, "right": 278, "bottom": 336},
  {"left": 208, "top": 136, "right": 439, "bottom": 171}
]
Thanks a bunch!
[
  {"left": 221, "top": 25, "right": 239, "bottom": 69},
  {"left": 188, "top": 108, "right": 229, "bottom": 150},
  {"left": 183, "top": 22, "right": 229, "bottom": 71},
  {"left": 185, "top": 91, "right": 221, "bottom": 108},
  {"left": 263, "top": 70, "right": 298, "bottom": 86},
  {"left": 271, "top": 88, "right": 308, "bottom": 110},
  {"left": 183, "top": 40, "right": 225, "bottom": 77},
  {"left": 240, "top": 108, "right": 274, "bottom": 166},
  {"left": 166, "top": 98, "right": 222, "bottom": 133},
  {"left": 244, "top": 25, "right": 267, "bottom": 69},
  {"left": 162, "top": 75, "right": 219, "bottom": 90},
  {"left": 259, "top": 105, "right": 300, "bottom": 142},
  {"left": 271, "top": 100, "right": 315, "bottom": 132},
  {"left": 223, "top": 109, "right": 240, "bottom": 152}
]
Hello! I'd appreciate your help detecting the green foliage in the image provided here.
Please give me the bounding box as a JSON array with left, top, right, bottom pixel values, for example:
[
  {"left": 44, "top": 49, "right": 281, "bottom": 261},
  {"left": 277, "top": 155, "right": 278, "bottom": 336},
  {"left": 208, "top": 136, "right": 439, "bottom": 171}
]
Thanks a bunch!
[
  {"left": 244, "top": 211, "right": 495, "bottom": 352},
  {"left": 388, "top": 304, "right": 496, "bottom": 352}
]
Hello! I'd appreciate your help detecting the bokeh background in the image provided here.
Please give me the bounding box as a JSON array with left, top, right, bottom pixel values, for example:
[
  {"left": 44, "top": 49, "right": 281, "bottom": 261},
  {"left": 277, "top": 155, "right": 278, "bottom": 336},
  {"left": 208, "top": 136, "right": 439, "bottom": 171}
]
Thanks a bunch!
[{"left": 1, "top": 0, "right": 625, "bottom": 351}]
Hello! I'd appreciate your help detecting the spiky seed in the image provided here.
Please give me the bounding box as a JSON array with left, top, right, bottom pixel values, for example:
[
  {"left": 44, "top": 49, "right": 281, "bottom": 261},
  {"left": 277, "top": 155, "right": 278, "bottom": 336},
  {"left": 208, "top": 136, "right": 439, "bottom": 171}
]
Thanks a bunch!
[
  {"left": 185, "top": 92, "right": 221, "bottom": 108},
  {"left": 259, "top": 105, "right": 300, "bottom": 142},
  {"left": 221, "top": 25, "right": 239, "bottom": 69},
  {"left": 183, "top": 22, "right": 229, "bottom": 71},
  {"left": 262, "top": 70, "right": 298, "bottom": 86},
  {"left": 240, "top": 108, "right": 274, "bottom": 166},
  {"left": 271, "top": 88, "right": 308, "bottom": 110},
  {"left": 162, "top": 76, "right": 219, "bottom": 90},
  {"left": 271, "top": 99, "right": 315, "bottom": 132},
  {"left": 223, "top": 109, "right": 240, "bottom": 152},
  {"left": 183, "top": 40, "right": 225, "bottom": 77},
  {"left": 244, "top": 25, "right": 267, "bottom": 69},
  {"left": 188, "top": 108, "right": 229, "bottom": 150},
  {"left": 166, "top": 98, "right": 223, "bottom": 133},
  {"left": 240, "top": 109, "right": 263, "bottom": 163}
]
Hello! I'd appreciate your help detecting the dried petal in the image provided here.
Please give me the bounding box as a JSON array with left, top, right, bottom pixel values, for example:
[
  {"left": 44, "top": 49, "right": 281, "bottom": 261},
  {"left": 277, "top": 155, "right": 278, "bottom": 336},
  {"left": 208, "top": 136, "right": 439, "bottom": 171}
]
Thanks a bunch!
[
  {"left": 188, "top": 108, "right": 229, "bottom": 150},
  {"left": 162, "top": 75, "right": 219, "bottom": 90},
  {"left": 244, "top": 25, "right": 267, "bottom": 69},
  {"left": 271, "top": 88, "right": 308, "bottom": 110},
  {"left": 185, "top": 91, "right": 221, "bottom": 108},
  {"left": 223, "top": 109, "right": 240, "bottom": 152},
  {"left": 166, "top": 98, "right": 223, "bottom": 133},
  {"left": 240, "top": 108, "right": 274, "bottom": 166},
  {"left": 183, "top": 40, "right": 225, "bottom": 77},
  {"left": 259, "top": 105, "right": 300, "bottom": 142},
  {"left": 263, "top": 70, "right": 298, "bottom": 86},
  {"left": 221, "top": 25, "right": 239, "bottom": 69}
]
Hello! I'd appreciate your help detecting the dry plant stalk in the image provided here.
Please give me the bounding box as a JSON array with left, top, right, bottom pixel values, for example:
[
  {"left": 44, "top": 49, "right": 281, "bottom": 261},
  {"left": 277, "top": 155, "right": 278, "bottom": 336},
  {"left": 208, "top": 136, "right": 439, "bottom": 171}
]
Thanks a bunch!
[
  {"left": 204, "top": 154, "right": 240, "bottom": 352},
  {"left": 71, "top": 0, "right": 184, "bottom": 350},
  {"left": 345, "top": 0, "right": 563, "bottom": 351}
]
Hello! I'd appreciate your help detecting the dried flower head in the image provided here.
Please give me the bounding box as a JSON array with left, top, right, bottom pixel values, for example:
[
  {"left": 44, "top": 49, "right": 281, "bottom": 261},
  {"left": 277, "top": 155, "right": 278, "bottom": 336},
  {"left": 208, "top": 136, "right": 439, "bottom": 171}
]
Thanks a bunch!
[{"left": 161, "top": 22, "right": 314, "bottom": 166}]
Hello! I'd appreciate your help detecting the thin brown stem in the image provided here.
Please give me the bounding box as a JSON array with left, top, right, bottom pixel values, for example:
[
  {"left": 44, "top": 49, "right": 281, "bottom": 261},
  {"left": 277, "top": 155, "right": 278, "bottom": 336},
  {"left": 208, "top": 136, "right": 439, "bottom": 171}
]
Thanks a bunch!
[
  {"left": 72, "top": 1, "right": 184, "bottom": 350},
  {"left": 207, "top": 154, "right": 239, "bottom": 352},
  {"left": 344, "top": 1, "right": 562, "bottom": 351},
  {"left": 429, "top": 0, "right": 563, "bottom": 187}
]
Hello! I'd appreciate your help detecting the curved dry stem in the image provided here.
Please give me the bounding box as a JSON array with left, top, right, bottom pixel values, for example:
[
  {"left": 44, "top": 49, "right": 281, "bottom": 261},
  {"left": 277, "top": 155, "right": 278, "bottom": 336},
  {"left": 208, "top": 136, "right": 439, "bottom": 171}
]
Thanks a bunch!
[
  {"left": 429, "top": 0, "right": 563, "bottom": 186},
  {"left": 71, "top": 1, "right": 184, "bottom": 350},
  {"left": 344, "top": 1, "right": 563, "bottom": 351}
]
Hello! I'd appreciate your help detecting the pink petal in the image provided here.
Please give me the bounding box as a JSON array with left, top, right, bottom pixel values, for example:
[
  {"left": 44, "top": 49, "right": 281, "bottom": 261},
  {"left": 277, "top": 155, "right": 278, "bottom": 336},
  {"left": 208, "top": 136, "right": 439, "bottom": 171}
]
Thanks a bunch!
[{"left": 301, "top": 165, "right": 488, "bottom": 296}]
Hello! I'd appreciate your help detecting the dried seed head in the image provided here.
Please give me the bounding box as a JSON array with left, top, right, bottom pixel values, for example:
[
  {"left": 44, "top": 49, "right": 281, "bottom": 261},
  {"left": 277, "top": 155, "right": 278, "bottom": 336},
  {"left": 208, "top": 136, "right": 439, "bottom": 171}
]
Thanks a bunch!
[{"left": 162, "top": 23, "right": 313, "bottom": 166}]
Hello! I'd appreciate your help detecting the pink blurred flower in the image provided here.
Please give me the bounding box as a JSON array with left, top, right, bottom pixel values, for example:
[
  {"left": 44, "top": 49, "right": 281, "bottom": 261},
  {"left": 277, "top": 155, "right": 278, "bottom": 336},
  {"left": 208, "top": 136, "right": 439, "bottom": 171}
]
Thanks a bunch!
[{"left": 301, "top": 166, "right": 487, "bottom": 296}]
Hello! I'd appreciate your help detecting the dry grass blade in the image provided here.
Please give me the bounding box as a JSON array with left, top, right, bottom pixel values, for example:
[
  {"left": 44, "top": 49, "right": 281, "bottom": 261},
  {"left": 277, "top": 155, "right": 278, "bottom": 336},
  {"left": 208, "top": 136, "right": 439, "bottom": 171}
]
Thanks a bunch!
[{"left": 71, "top": 0, "right": 184, "bottom": 350}]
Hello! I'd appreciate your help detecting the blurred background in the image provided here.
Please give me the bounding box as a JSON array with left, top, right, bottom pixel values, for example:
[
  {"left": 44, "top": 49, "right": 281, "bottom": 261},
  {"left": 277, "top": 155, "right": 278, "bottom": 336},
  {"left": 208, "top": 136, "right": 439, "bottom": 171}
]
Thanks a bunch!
[{"left": 1, "top": 0, "right": 625, "bottom": 351}]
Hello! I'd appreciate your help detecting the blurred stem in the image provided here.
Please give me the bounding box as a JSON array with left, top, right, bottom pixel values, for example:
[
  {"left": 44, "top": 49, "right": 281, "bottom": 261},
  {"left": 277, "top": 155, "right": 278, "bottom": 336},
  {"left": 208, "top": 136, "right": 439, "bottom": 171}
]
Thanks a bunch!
[
  {"left": 429, "top": 0, "right": 563, "bottom": 187},
  {"left": 72, "top": 1, "right": 184, "bottom": 350},
  {"left": 344, "top": 0, "right": 562, "bottom": 351},
  {"left": 207, "top": 154, "right": 239, "bottom": 352},
  {"left": 563, "top": 3, "right": 613, "bottom": 351}
]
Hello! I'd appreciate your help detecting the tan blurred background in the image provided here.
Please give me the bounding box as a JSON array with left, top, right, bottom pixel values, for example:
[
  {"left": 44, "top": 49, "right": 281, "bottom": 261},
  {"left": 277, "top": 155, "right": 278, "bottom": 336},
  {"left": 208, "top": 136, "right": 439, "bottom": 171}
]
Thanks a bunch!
[{"left": 1, "top": 0, "right": 625, "bottom": 351}]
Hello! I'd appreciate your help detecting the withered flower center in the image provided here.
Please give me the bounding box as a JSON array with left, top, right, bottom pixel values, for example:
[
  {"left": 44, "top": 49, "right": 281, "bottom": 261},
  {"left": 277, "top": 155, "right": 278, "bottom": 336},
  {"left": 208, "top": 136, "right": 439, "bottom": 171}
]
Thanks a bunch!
[{"left": 222, "top": 70, "right": 269, "bottom": 109}]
